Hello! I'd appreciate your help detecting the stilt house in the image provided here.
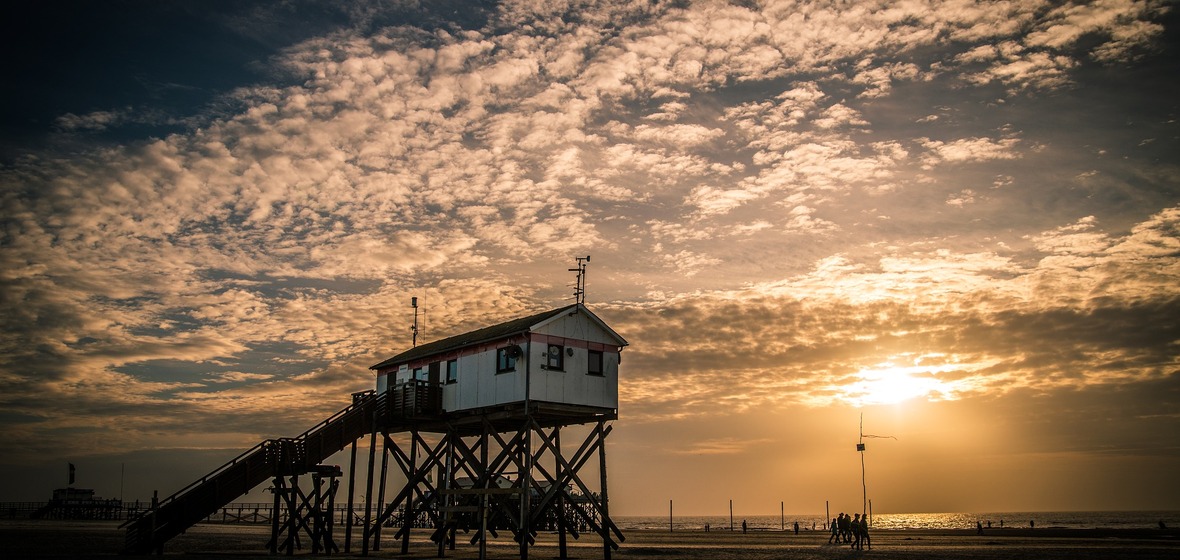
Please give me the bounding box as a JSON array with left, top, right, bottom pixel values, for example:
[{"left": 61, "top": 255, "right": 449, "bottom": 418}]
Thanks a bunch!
[
  {"left": 122, "top": 302, "right": 628, "bottom": 556},
  {"left": 370, "top": 303, "right": 627, "bottom": 419}
]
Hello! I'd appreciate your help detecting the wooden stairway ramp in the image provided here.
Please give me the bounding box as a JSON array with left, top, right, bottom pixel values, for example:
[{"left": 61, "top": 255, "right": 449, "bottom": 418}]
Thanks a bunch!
[{"left": 122, "top": 391, "right": 380, "bottom": 554}]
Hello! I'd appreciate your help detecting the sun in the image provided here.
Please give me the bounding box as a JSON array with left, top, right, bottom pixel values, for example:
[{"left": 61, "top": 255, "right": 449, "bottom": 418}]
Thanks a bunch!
[{"left": 839, "top": 359, "right": 955, "bottom": 406}]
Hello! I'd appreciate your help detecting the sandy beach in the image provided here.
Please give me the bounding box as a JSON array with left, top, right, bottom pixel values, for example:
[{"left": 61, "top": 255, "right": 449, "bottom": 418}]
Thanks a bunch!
[{"left": 2, "top": 520, "right": 1177, "bottom": 559}]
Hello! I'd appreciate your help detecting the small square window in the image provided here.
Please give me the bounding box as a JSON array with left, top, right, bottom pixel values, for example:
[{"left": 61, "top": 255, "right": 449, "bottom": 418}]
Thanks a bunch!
[
  {"left": 546, "top": 344, "right": 564, "bottom": 371},
  {"left": 497, "top": 347, "right": 517, "bottom": 373},
  {"left": 588, "top": 350, "right": 604, "bottom": 376}
]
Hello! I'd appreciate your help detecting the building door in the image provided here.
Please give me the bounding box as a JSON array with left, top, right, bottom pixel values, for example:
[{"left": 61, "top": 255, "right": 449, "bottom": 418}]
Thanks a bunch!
[{"left": 428, "top": 361, "right": 441, "bottom": 384}]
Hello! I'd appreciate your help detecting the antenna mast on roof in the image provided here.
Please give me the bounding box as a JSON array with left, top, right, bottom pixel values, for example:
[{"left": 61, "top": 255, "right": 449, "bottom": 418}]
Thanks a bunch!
[
  {"left": 411, "top": 296, "right": 419, "bottom": 347},
  {"left": 569, "top": 255, "right": 590, "bottom": 305}
]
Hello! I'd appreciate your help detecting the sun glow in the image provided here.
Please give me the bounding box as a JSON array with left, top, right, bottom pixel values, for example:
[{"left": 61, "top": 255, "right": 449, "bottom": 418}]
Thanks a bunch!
[{"left": 839, "top": 359, "right": 960, "bottom": 406}]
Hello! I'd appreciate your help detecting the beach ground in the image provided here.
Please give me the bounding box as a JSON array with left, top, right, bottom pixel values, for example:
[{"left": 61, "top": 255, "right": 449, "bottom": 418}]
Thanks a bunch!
[{"left": 1, "top": 520, "right": 1177, "bottom": 559}]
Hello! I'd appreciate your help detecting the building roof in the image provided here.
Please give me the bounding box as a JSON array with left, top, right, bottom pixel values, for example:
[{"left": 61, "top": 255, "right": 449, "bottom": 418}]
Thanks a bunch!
[{"left": 370, "top": 303, "right": 626, "bottom": 371}]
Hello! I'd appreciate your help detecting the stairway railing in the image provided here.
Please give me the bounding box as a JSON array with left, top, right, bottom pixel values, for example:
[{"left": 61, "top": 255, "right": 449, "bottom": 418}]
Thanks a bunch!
[{"left": 122, "top": 390, "right": 382, "bottom": 554}]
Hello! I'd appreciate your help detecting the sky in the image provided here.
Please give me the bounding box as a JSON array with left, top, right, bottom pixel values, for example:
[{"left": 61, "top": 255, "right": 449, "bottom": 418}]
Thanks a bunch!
[{"left": 1, "top": 0, "right": 1178, "bottom": 517}]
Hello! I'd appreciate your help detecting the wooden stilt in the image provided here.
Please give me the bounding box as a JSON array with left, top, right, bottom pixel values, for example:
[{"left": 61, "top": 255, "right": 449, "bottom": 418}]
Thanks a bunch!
[
  {"left": 437, "top": 432, "right": 449, "bottom": 559},
  {"left": 269, "top": 476, "right": 282, "bottom": 555},
  {"left": 345, "top": 438, "right": 357, "bottom": 552},
  {"left": 361, "top": 427, "right": 377, "bottom": 556},
  {"left": 312, "top": 473, "right": 324, "bottom": 554},
  {"left": 284, "top": 475, "right": 298, "bottom": 556},
  {"left": 518, "top": 419, "right": 531, "bottom": 560},
  {"left": 402, "top": 429, "right": 417, "bottom": 554},
  {"left": 325, "top": 473, "right": 338, "bottom": 555},
  {"left": 479, "top": 423, "right": 489, "bottom": 560},
  {"left": 555, "top": 426, "right": 568, "bottom": 560},
  {"left": 374, "top": 431, "right": 390, "bottom": 551},
  {"left": 599, "top": 420, "right": 612, "bottom": 560}
]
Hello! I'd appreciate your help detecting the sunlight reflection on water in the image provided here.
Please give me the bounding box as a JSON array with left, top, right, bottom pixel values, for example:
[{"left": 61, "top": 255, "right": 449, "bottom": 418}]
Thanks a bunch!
[{"left": 616, "top": 511, "right": 1178, "bottom": 531}]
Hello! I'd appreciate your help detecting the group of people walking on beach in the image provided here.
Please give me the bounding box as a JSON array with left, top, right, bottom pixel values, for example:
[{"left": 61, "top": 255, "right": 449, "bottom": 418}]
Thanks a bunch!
[{"left": 828, "top": 512, "right": 870, "bottom": 550}]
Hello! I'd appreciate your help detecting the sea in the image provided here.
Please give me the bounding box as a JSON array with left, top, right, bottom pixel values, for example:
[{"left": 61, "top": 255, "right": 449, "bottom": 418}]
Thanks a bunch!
[{"left": 615, "top": 511, "right": 1179, "bottom": 532}]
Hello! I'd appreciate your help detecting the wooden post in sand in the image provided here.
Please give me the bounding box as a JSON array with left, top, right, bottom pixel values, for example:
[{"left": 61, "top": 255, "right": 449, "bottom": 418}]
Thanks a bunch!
[
  {"left": 669, "top": 500, "right": 673, "bottom": 532},
  {"left": 345, "top": 438, "right": 357, "bottom": 552},
  {"left": 729, "top": 499, "right": 733, "bottom": 531},
  {"left": 362, "top": 427, "right": 377, "bottom": 556},
  {"left": 599, "top": 419, "right": 612, "bottom": 560}
]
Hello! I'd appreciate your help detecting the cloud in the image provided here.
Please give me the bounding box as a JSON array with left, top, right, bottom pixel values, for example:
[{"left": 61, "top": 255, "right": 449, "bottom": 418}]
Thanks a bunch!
[
  {"left": 609, "top": 206, "right": 1180, "bottom": 422},
  {"left": 920, "top": 136, "right": 1022, "bottom": 168},
  {"left": 0, "top": 2, "right": 1176, "bottom": 507},
  {"left": 1025, "top": 0, "right": 1167, "bottom": 59},
  {"left": 670, "top": 437, "right": 773, "bottom": 456},
  {"left": 55, "top": 110, "right": 125, "bottom": 132}
]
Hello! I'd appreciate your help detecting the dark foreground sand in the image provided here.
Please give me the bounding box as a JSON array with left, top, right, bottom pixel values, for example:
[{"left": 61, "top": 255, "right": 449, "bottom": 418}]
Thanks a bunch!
[{"left": 1, "top": 520, "right": 1177, "bottom": 559}]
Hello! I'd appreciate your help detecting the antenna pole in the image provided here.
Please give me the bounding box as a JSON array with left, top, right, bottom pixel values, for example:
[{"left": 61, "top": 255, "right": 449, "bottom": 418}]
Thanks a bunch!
[
  {"left": 569, "top": 255, "right": 590, "bottom": 305},
  {"left": 411, "top": 297, "right": 419, "bottom": 347}
]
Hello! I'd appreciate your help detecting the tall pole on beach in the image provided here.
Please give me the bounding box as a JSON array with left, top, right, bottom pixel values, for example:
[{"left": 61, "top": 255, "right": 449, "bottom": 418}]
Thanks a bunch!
[
  {"left": 859, "top": 413, "right": 867, "bottom": 516},
  {"left": 669, "top": 500, "right": 673, "bottom": 533},
  {"left": 858, "top": 413, "right": 896, "bottom": 524},
  {"left": 729, "top": 499, "right": 733, "bottom": 531}
]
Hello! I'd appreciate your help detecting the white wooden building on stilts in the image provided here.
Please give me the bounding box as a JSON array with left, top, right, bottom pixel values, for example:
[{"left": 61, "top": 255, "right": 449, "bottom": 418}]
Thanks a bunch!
[
  {"left": 364, "top": 302, "right": 628, "bottom": 559},
  {"left": 120, "top": 261, "right": 626, "bottom": 559}
]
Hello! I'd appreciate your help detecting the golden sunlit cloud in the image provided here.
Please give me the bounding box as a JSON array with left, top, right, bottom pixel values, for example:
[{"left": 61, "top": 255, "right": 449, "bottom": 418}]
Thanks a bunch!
[
  {"left": 830, "top": 355, "right": 987, "bottom": 407},
  {"left": 1, "top": 0, "right": 1177, "bottom": 515}
]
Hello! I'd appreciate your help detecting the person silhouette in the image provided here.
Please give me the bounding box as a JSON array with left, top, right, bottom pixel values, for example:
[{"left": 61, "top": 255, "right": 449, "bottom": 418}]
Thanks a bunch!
[
  {"left": 828, "top": 517, "right": 839, "bottom": 543},
  {"left": 851, "top": 513, "right": 862, "bottom": 550},
  {"left": 859, "top": 513, "right": 871, "bottom": 550}
]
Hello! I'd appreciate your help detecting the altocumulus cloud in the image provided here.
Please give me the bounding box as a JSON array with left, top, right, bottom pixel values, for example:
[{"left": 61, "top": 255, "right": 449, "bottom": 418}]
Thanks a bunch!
[{"left": 0, "top": 1, "right": 1177, "bottom": 510}]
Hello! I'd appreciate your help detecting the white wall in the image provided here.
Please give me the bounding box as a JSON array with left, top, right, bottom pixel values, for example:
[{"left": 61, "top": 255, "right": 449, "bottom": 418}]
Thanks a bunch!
[{"left": 440, "top": 343, "right": 527, "bottom": 412}]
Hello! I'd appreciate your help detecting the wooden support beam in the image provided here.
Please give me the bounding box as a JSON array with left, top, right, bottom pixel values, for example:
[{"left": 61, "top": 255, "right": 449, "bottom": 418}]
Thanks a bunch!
[
  {"left": 363, "top": 409, "right": 622, "bottom": 560},
  {"left": 361, "top": 427, "right": 377, "bottom": 557},
  {"left": 401, "top": 428, "right": 417, "bottom": 555},
  {"left": 373, "top": 431, "right": 389, "bottom": 551},
  {"left": 555, "top": 427, "right": 568, "bottom": 560},
  {"left": 345, "top": 438, "right": 357, "bottom": 553},
  {"left": 599, "top": 421, "right": 611, "bottom": 560}
]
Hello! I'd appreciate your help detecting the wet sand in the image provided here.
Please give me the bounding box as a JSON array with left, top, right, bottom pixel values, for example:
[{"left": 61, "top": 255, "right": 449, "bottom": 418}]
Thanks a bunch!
[{"left": 1, "top": 520, "right": 1177, "bottom": 559}]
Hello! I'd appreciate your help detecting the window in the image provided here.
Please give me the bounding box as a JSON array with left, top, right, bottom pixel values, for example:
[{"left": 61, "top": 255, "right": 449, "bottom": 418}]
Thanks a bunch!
[
  {"left": 446, "top": 359, "right": 458, "bottom": 384},
  {"left": 588, "top": 350, "right": 604, "bottom": 376},
  {"left": 412, "top": 366, "right": 427, "bottom": 381},
  {"left": 497, "top": 347, "right": 517, "bottom": 373},
  {"left": 546, "top": 344, "right": 564, "bottom": 371}
]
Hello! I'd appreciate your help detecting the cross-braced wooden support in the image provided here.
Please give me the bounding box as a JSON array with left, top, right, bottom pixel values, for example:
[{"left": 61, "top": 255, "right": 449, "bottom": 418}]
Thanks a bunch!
[
  {"left": 267, "top": 465, "right": 343, "bottom": 556},
  {"left": 364, "top": 415, "right": 622, "bottom": 560}
]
